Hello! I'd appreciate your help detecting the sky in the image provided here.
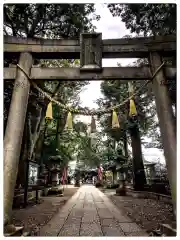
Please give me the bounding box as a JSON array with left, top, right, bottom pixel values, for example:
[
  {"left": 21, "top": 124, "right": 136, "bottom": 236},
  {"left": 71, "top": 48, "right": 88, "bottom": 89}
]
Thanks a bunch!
[{"left": 75, "top": 3, "right": 166, "bottom": 168}]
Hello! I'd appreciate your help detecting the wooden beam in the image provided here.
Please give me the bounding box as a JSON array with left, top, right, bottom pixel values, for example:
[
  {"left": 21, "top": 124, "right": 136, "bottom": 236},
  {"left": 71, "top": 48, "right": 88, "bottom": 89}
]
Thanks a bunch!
[
  {"left": 4, "top": 66, "right": 176, "bottom": 81},
  {"left": 4, "top": 35, "right": 176, "bottom": 59}
]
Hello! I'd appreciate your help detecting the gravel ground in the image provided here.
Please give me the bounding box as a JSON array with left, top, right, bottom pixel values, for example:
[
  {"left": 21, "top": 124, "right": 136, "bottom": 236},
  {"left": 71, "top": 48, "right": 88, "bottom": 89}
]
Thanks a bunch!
[
  {"left": 108, "top": 193, "right": 174, "bottom": 234},
  {"left": 11, "top": 187, "right": 78, "bottom": 235}
]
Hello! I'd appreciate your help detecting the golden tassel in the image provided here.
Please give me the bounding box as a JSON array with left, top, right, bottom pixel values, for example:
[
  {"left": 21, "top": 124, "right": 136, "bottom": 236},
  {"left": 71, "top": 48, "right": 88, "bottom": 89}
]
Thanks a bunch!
[
  {"left": 128, "top": 81, "right": 137, "bottom": 117},
  {"left": 112, "top": 110, "right": 120, "bottom": 128},
  {"left": 45, "top": 102, "right": 53, "bottom": 120},
  {"left": 129, "top": 99, "right": 137, "bottom": 116},
  {"left": 65, "top": 112, "right": 73, "bottom": 130}
]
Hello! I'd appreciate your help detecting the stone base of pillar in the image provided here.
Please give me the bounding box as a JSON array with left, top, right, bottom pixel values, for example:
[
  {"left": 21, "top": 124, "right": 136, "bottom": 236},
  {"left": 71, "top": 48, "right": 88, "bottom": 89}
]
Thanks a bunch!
[
  {"left": 4, "top": 224, "right": 24, "bottom": 237},
  {"left": 116, "top": 181, "right": 126, "bottom": 196},
  {"left": 95, "top": 181, "right": 103, "bottom": 188},
  {"left": 74, "top": 181, "right": 80, "bottom": 187},
  {"left": 52, "top": 180, "right": 58, "bottom": 186}
]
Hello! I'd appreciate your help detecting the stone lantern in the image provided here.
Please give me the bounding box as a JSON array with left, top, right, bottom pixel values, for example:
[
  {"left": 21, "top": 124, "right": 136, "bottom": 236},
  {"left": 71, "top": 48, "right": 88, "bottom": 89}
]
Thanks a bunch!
[{"left": 48, "top": 156, "right": 62, "bottom": 186}]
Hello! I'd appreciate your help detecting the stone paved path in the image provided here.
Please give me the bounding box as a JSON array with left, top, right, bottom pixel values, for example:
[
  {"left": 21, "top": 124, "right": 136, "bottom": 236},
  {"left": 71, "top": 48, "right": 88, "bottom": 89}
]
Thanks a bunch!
[{"left": 38, "top": 185, "right": 148, "bottom": 236}]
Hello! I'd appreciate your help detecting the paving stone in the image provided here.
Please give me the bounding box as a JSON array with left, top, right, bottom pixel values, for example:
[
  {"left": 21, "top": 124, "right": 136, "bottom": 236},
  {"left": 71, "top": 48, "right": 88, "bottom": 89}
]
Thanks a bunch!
[
  {"left": 79, "top": 197, "right": 85, "bottom": 201},
  {"left": 65, "top": 216, "right": 82, "bottom": 224},
  {"left": 112, "top": 212, "right": 132, "bottom": 223},
  {"left": 69, "top": 209, "right": 84, "bottom": 218},
  {"left": 82, "top": 214, "right": 100, "bottom": 223},
  {"left": 85, "top": 202, "right": 94, "bottom": 205},
  {"left": 85, "top": 198, "right": 94, "bottom": 201},
  {"left": 61, "top": 203, "right": 74, "bottom": 211},
  {"left": 104, "top": 202, "right": 117, "bottom": 209},
  {"left": 74, "top": 204, "right": 84, "bottom": 209},
  {"left": 83, "top": 210, "right": 97, "bottom": 215},
  {"left": 79, "top": 194, "right": 85, "bottom": 200},
  {"left": 94, "top": 199, "right": 104, "bottom": 203},
  {"left": 102, "top": 226, "right": 125, "bottom": 236},
  {"left": 58, "top": 223, "right": 80, "bottom": 236},
  {"left": 97, "top": 209, "right": 114, "bottom": 219},
  {"left": 100, "top": 218, "right": 119, "bottom": 227},
  {"left": 80, "top": 223, "right": 103, "bottom": 236},
  {"left": 125, "top": 231, "right": 149, "bottom": 236},
  {"left": 39, "top": 217, "right": 66, "bottom": 236},
  {"left": 95, "top": 203, "right": 107, "bottom": 209},
  {"left": 84, "top": 207, "right": 97, "bottom": 212},
  {"left": 119, "top": 222, "right": 142, "bottom": 233},
  {"left": 84, "top": 202, "right": 95, "bottom": 207}
]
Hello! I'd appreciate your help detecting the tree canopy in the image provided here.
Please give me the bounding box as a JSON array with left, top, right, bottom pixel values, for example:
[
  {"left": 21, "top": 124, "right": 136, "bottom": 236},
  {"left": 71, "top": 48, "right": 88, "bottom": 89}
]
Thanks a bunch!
[
  {"left": 105, "top": 4, "right": 176, "bottom": 149},
  {"left": 4, "top": 4, "right": 100, "bottom": 183},
  {"left": 107, "top": 4, "right": 176, "bottom": 36},
  {"left": 4, "top": 4, "right": 100, "bottom": 38}
]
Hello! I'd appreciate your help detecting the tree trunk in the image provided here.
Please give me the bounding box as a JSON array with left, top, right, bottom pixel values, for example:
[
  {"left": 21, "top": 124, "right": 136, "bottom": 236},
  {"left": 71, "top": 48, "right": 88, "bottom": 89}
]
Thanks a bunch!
[
  {"left": 56, "top": 118, "right": 61, "bottom": 149},
  {"left": 129, "top": 124, "right": 146, "bottom": 191},
  {"left": 75, "top": 173, "right": 80, "bottom": 187},
  {"left": 123, "top": 132, "right": 128, "bottom": 158},
  {"left": 4, "top": 52, "right": 33, "bottom": 225},
  {"left": 112, "top": 170, "right": 115, "bottom": 185}
]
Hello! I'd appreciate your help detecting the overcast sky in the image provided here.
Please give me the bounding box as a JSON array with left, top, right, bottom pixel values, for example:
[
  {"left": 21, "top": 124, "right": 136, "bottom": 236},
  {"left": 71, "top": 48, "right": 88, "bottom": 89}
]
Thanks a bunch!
[{"left": 71, "top": 3, "right": 166, "bottom": 168}]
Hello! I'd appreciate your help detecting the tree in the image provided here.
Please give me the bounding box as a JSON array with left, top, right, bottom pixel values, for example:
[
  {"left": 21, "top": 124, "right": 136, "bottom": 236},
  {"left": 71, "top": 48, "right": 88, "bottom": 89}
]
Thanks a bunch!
[
  {"left": 15, "top": 60, "right": 89, "bottom": 187},
  {"left": 107, "top": 3, "right": 176, "bottom": 107},
  {"left": 4, "top": 4, "right": 99, "bottom": 189},
  {"left": 96, "top": 72, "right": 154, "bottom": 189},
  {"left": 107, "top": 4, "right": 176, "bottom": 36},
  {"left": 110, "top": 4, "right": 177, "bottom": 146},
  {"left": 3, "top": 5, "right": 99, "bottom": 227},
  {"left": 4, "top": 4, "right": 100, "bottom": 38},
  {"left": 42, "top": 121, "right": 88, "bottom": 168},
  {"left": 107, "top": 4, "right": 176, "bottom": 107}
]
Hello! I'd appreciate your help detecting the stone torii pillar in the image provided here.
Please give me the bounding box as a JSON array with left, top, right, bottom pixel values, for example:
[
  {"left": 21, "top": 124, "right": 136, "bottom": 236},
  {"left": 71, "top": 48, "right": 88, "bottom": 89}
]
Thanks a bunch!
[
  {"left": 149, "top": 52, "right": 176, "bottom": 216},
  {"left": 4, "top": 52, "right": 33, "bottom": 226}
]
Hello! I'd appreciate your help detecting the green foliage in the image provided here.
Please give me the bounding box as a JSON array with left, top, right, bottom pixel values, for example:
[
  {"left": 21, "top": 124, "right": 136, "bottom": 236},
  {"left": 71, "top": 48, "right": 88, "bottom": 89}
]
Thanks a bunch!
[
  {"left": 107, "top": 3, "right": 176, "bottom": 114},
  {"left": 3, "top": 2, "right": 95, "bottom": 164},
  {"left": 107, "top": 4, "right": 176, "bottom": 36},
  {"left": 42, "top": 120, "right": 89, "bottom": 167},
  {"left": 96, "top": 54, "right": 169, "bottom": 149},
  {"left": 97, "top": 77, "right": 155, "bottom": 137},
  {"left": 4, "top": 4, "right": 100, "bottom": 37}
]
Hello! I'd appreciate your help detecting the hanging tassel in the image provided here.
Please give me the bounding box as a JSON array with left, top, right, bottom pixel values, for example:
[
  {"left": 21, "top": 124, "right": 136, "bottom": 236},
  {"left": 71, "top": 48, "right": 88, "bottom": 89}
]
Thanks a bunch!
[
  {"left": 128, "top": 81, "right": 137, "bottom": 117},
  {"left": 129, "top": 99, "right": 137, "bottom": 116},
  {"left": 112, "top": 110, "right": 120, "bottom": 128},
  {"left": 45, "top": 102, "right": 53, "bottom": 120},
  {"left": 90, "top": 116, "right": 96, "bottom": 133},
  {"left": 65, "top": 112, "right": 73, "bottom": 130}
]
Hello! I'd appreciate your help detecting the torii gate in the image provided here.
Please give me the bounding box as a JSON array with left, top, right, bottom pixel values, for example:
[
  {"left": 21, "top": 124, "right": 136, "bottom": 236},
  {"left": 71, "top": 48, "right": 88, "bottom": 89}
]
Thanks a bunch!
[{"left": 4, "top": 33, "right": 176, "bottom": 226}]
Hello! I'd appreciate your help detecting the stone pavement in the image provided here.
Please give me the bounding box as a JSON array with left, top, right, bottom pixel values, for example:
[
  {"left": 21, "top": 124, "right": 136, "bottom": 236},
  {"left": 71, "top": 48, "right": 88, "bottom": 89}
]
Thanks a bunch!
[{"left": 38, "top": 185, "right": 148, "bottom": 236}]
